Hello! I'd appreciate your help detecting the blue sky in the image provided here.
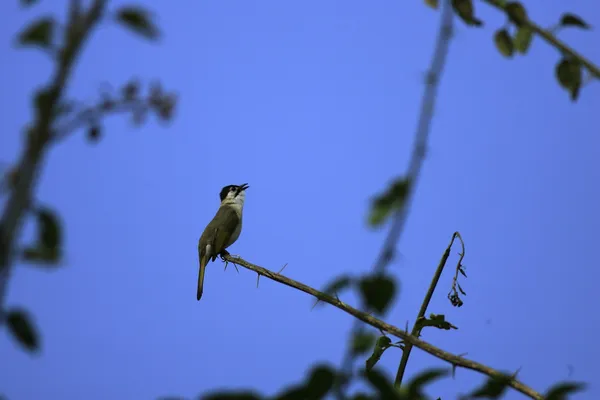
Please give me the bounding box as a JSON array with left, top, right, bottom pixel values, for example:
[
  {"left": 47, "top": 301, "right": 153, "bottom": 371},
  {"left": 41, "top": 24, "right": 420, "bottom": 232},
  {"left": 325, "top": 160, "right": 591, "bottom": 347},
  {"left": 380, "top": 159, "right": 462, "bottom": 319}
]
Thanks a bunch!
[{"left": 1, "top": 0, "right": 599, "bottom": 399}]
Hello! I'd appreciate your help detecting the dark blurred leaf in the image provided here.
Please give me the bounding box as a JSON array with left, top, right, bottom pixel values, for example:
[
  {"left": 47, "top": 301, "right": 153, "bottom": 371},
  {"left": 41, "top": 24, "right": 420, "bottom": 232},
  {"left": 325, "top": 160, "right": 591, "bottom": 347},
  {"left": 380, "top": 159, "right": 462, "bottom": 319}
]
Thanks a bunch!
[
  {"left": 463, "top": 374, "right": 512, "bottom": 399},
  {"left": 7, "top": 308, "right": 39, "bottom": 352},
  {"left": 368, "top": 178, "right": 411, "bottom": 227},
  {"left": 115, "top": 6, "right": 159, "bottom": 40},
  {"left": 494, "top": 29, "right": 513, "bottom": 58},
  {"left": 17, "top": 17, "right": 54, "bottom": 48},
  {"left": 305, "top": 365, "right": 336, "bottom": 399},
  {"left": 451, "top": 0, "right": 483, "bottom": 27},
  {"left": 405, "top": 368, "right": 449, "bottom": 398},
  {"left": 505, "top": 2, "right": 527, "bottom": 26},
  {"left": 33, "top": 88, "right": 52, "bottom": 116},
  {"left": 457, "top": 283, "right": 466, "bottom": 295},
  {"left": 424, "top": 0, "right": 439, "bottom": 9},
  {"left": 560, "top": 14, "right": 590, "bottom": 30},
  {"left": 359, "top": 274, "right": 397, "bottom": 314},
  {"left": 273, "top": 386, "right": 307, "bottom": 400},
  {"left": 363, "top": 369, "right": 400, "bottom": 400},
  {"left": 202, "top": 392, "right": 262, "bottom": 400},
  {"left": 366, "top": 336, "right": 393, "bottom": 371},
  {"left": 513, "top": 26, "right": 533, "bottom": 54},
  {"left": 555, "top": 58, "right": 582, "bottom": 101},
  {"left": 322, "top": 275, "right": 354, "bottom": 297},
  {"left": 415, "top": 314, "right": 458, "bottom": 331},
  {"left": 87, "top": 125, "right": 101, "bottom": 142},
  {"left": 544, "top": 382, "right": 586, "bottom": 400},
  {"left": 21, "top": 0, "right": 40, "bottom": 7},
  {"left": 352, "top": 393, "right": 374, "bottom": 400},
  {"left": 38, "top": 208, "right": 61, "bottom": 249},
  {"left": 352, "top": 331, "right": 377, "bottom": 356},
  {"left": 22, "top": 246, "right": 60, "bottom": 265}
]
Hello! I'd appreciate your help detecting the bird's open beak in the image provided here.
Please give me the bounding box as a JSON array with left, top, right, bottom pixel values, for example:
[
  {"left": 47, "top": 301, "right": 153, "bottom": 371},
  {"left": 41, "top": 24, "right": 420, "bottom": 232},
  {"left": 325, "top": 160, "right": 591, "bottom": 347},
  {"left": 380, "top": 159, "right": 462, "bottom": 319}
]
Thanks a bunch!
[{"left": 239, "top": 183, "right": 249, "bottom": 191}]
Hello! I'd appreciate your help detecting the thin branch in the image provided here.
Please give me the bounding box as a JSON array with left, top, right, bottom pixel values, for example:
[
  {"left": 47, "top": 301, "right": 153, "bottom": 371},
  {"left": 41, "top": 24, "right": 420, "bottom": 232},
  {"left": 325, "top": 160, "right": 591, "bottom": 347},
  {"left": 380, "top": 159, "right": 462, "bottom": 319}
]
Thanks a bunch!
[
  {"left": 0, "top": 0, "right": 106, "bottom": 323},
  {"left": 394, "top": 232, "right": 464, "bottom": 386},
  {"left": 482, "top": 0, "right": 600, "bottom": 78},
  {"left": 222, "top": 254, "right": 544, "bottom": 400},
  {"left": 340, "top": 0, "right": 455, "bottom": 379}
]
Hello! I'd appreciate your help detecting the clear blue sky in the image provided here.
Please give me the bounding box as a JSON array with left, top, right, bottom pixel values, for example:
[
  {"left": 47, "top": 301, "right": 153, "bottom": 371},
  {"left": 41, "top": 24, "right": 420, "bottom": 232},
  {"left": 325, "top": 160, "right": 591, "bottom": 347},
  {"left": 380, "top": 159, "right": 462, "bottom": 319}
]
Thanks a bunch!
[{"left": 1, "top": 0, "right": 599, "bottom": 399}]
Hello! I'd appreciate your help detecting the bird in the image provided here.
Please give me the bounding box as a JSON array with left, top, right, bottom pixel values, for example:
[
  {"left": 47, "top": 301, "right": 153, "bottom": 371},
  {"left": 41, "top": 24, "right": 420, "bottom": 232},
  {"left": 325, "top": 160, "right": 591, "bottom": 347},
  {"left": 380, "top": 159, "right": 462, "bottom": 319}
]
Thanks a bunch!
[{"left": 197, "top": 183, "right": 249, "bottom": 300}]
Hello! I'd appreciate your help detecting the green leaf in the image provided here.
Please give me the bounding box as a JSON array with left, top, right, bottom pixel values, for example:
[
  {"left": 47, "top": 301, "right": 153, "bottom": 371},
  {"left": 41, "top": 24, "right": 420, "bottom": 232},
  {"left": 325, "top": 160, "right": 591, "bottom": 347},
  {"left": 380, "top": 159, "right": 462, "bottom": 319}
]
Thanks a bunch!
[
  {"left": 494, "top": 29, "right": 513, "bottom": 58},
  {"left": 451, "top": 0, "right": 483, "bottom": 27},
  {"left": 544, "top": 382, "right": 586, "bottom": 400},
  {"left": 555, "top": 58, "right": 582, "bottom": 101},
  {"left": 505, "top": 2, "right": 527, "bottom": 27},
  {"left": 359, "top": 274, "right": 397, "bottom": 315},
  {"left": 560, "top": 13, "right": 590, "bottom": 30},
  {"left": 415, "top": 314, "right": 458, "bottom": 331},
  {"left": 305, "top": 365, "right": 336, "bottom": 399},
  {"left": 405, "top": 368, "right": 449, "bottom": 398},
  {"left": 20, "top": 0, "right": 39, "bottom": 8},
  {"left": 7, "top": 308, "right": 39, "bottom": 352},
  {"left": 322, "top": 275, "right": 354, "bottom": 297},
  {"left": 464, "top": 374, "right": 512, "bottom": 399},
  {"left": 115, "top": 6, "right": 159, "bottom": 40},
  {"left": 351, "top": 331, "right": 377, "bottom": 356},
  {"left": 513, "top": 26, "right": 533, "bottom": 54},
  {"left": 366, "top": 336, "right": 392, "bottom": 372},
  {"left": 17, "top": 17, "right": 54, "bottom": 49},
  {"left": 368, "top": 178, "right": 411, "bottom": 227},
  {"left": 424, "top": 0, "right": 439, "bottom": 9}
]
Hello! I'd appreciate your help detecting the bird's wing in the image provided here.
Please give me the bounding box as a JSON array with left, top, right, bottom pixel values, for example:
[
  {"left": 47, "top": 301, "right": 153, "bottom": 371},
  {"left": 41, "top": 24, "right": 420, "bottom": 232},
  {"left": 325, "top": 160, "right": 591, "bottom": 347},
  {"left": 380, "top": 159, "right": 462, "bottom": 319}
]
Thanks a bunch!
[{"left": 202, "top": 206, "right": 240, "bottom": 261}]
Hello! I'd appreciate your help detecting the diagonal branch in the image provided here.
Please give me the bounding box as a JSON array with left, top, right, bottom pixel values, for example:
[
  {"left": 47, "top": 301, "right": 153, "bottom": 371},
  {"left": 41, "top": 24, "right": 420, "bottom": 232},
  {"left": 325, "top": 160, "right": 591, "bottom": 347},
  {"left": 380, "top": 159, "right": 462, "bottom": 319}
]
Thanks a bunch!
[
  {"left": 222, "top": 254, "right": 544, "bottom": 400},
  {"left": 482, "top": 0, "right": 600, "bottom": 78}
]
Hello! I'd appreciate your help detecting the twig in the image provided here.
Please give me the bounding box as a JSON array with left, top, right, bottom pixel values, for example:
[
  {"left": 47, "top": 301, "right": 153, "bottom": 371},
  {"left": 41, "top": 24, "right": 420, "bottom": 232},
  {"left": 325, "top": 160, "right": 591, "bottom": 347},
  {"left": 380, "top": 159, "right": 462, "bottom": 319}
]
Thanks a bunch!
[
  {"left": 0, "top": 0, "right": 106, "bottom": 323},
  {"left": 394, "top": 232, "right": 464, "bottom": 386},
  {"left": 340, "top": 0, "right": 455, "bottom": 380},
  {"left": 482, "top": 0, "right": 600, "bottom": 78},
  {"left": 223, "top": 254, "right": 544, "bottom": 400}
]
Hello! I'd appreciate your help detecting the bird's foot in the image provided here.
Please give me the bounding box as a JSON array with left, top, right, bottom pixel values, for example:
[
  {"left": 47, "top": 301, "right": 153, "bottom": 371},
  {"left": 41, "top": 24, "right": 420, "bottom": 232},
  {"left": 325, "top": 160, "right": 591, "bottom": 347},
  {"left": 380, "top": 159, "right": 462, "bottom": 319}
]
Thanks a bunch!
[{"left": 218, "top": 249, "right": 230, "bottom": 261}]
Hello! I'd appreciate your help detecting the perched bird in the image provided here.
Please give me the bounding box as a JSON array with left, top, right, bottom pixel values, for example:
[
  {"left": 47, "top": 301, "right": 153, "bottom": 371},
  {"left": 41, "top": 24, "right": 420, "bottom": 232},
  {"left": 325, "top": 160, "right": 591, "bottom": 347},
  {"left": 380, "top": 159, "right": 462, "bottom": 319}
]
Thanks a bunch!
[{"left": 197, "top": 183, "right": 249, "bottom": 300}]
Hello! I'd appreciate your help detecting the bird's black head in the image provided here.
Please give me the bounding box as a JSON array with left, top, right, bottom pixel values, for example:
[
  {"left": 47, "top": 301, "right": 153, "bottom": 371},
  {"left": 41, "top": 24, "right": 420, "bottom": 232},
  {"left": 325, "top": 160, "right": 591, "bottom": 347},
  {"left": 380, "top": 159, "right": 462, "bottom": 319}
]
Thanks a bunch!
[{"left": 219, "top": 183, "right": 249, "bottom": 202}]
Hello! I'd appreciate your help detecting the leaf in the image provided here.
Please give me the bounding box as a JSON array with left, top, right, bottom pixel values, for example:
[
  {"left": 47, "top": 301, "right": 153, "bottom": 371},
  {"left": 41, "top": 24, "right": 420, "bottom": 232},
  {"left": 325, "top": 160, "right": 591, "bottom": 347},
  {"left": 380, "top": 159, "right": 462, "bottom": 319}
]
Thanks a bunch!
[
  {"left": 424, "top": 0, "right": 439, "bottom": 9},
  {"left": 505, "top": 2, "right": 527, "bottom": 27},
  {"left": 22, "top": 246, "right": 60, "bottom": 265},
  {"left": 463, "top": 374, "right": 512, "bottom": 399},
  {"left": 368, "top": 178, "right": 411, "bottom": 227},
  {"left": 560, "top": 13, "right": 590, "bottom": 30},
  {"left": 365, "top": 335, "right": 393, "bottom": 371},
  {"left": 115, "top": 6, "right": 159, "bottom": 40},
  {"left": 305, "top": 365, "right": 336, "bottom": 399},
  {"left": 544, "top": 382, "right": 586, "bottom": 400},
  {"left": 38, "top": 208, "right": 61, "bottom": 249},
  {"left": 20, "top": 0, "right": 39, "bottom": 8},
  {"left": 457, "top": 283, "right": 466, "bottom": 295},
  {"left": 17, "top": 17, "right": 54, "bottom": 49},
  {"left": 351, "top": 331, "right": 377, "bottom": 356},
  {"left": 7, "top": 308, "right": 39, "bottom": 352},
  {"left": 555, "top": 58, "right": 582, "bottom": 101},
  {"left": 451, "top": 0, "right": 483, "bottom": 27},
  {"left": 494, "top": 29, "right": 513, "bottom": 58},
  {"left": 405, "top": 368, "right": 449, "bottom": 398},
  {"left": 322, "top": 275, "right": 354, "bottom": 297},
  {"left": 415, "top": 314, "right": 458, "bottom": 331},
  {"left": 359, "top": 274, "right": 397, "bottom": 315},
  {"left": 513, "top": 26, "right": 533, "bottom": 54}
]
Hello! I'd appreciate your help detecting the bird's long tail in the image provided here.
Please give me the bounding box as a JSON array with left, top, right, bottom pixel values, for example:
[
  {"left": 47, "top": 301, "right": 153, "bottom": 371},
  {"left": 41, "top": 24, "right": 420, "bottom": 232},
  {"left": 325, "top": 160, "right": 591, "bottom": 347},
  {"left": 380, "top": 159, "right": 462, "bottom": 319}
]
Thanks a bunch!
[{"left": 197, "top": 248, "right": 209, "bottom": 301}]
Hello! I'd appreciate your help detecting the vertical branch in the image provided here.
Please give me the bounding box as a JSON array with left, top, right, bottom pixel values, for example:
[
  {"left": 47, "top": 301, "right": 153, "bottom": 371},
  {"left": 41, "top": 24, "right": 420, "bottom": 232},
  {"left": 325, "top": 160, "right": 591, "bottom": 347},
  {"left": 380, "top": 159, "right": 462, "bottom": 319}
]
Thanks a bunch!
[
  {"left": 338, "top": 0, "right": 455, "bottom": 385},
  {"left": 394, "top": 232, "right": 464, "bottom": 386},
  {"left": 0, "top": 0, "right": 106, "bottom": 323}
]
